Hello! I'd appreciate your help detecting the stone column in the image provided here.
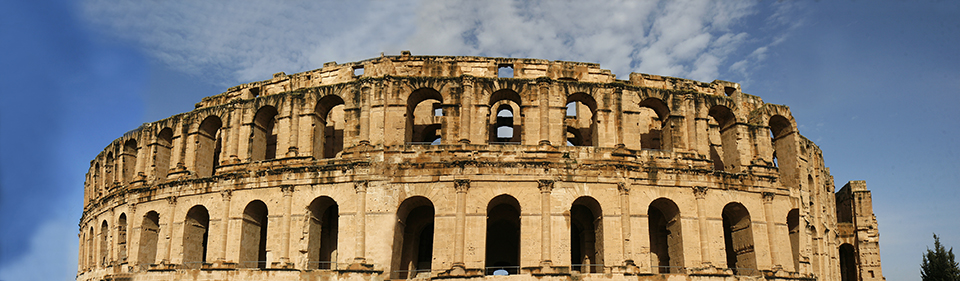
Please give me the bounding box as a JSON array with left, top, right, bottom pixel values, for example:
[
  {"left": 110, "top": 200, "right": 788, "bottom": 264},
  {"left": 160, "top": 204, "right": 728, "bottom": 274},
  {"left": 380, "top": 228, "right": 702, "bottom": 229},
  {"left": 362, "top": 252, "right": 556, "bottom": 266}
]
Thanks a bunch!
[
  {"left": 618, "top": 183, "right": 635, "bottom": 269},
  {"left": 352, "top": 180, "right": 369, "bottom": 266},
  {"left": 538, "top": 179, "right": 554, "bottom": 266},
  {"left": 164, "top": 196, "right": 177, "bottom": 264},
  {"left": 287, "top": 103, "right": 300, "bottom": 157},
  {"left": 693, "top": 186, "right": 711, "bottom": 267},
  {"left": 763, "top": 192, "right": 782, "bottom": 270},
  {"left": 360, "top": 87, "right": 371, "bottom": 144},
  {"left": 538, "top": 86, "right": 550, "bottom": 145},
  {"left": 279, "top": 185, "right": 294, "bottom": 267},
  {"left": 459, "top": 82, "right": 473, "bottom": 144},
  {"left": 218, "top": 190, "right": 232, "bottom": 264},
  {"left": 452, "top": 179, "right": 470, "bottom": 272}
]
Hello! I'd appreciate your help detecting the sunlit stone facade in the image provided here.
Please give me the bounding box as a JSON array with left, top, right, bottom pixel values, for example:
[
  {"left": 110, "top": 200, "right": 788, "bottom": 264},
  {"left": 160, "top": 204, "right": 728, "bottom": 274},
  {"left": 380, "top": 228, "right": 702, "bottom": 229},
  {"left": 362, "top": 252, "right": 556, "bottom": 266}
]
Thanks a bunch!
[{"left": 78, "top": 53, "right": 884, "bottom": 281}]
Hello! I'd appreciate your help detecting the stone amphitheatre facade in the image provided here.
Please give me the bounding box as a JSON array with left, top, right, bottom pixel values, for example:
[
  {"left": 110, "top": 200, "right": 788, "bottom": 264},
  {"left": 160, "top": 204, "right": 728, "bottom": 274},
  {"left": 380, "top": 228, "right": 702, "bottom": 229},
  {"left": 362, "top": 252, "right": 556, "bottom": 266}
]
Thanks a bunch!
[{"left": 77, "top": 53, "right": 884, "bottom": 281}]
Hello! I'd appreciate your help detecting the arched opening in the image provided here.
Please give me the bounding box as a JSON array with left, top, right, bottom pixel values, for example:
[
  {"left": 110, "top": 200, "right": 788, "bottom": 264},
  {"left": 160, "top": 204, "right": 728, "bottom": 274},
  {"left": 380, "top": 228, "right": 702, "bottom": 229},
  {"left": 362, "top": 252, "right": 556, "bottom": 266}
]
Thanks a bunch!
[
  {"left": 93, "top": 162, "right": 101, "bottom": 196},
  {"left": 565, "top": 93, "right": 597, "bottom": 146},
  {"left": 769, "top": 115, "right": 792, "bottom": 165},
  {"left": 183, "top": 205, "right": 210, "bottom": 268},
  {"left": 392, "top": 196, "right": 435, "bottom": 279},
  {"left": 252, "top": 106, "right": 279, "bottom": 161},
  {"left": 315, "top": 95, "right": 345, "bottom": 158},
  {"left": 154, "top": 128, "right": 173, "bottom": 180},
  {"left": 648, "top": 198, "right": 683, "bottom": 273},
  {"left": 406, "top": 88, "right": 443, "bottom": 145},
  {"left": 485, "top": 194, "right": 521, "bottom": 275},
  {"left": 839, "top": 243, "right": 857, "bottom": 281},
  {"left": 488, "top": 89, "right": 522, "bottom": 144},
  {"left": 122, "top": 139, "right": 138, "bottom": 183},
  {"left": 196, "top": 116, "right": 223, "bottom": 177},
  {"left": 307, "top": 196, "right": 339, "bottom": 269},
  {"left": 105, "top": 152, "right": 115, "bottom": 186},
  {"left": 138, "top": 211, "right": 160, "bottom": 266},
  {"left": 118, "top": 213, "right": 127, "bottom": 262},
  {"left": 240, "top": 200, "right": 269, "bottom": 269},
  {"left": 571, "top": 196, "right": 603, "bottom": 273},
  {"left": 100, "top": 220, "right": 110, "bottom": 266},
  {"left": 88, "top": 227, "right": 95, "bottom": 269},
  {"left": 787, "top": 209, "right": 800, "bottom": 271},
  {"left": 722, "top": 202, "right": 757, "bottom": 275},
  {"left": 638, "top": 98, "right": 669, "bottom": 150},
  {"left": 708, "top": 105, "right": 736, "bottom": 171}
]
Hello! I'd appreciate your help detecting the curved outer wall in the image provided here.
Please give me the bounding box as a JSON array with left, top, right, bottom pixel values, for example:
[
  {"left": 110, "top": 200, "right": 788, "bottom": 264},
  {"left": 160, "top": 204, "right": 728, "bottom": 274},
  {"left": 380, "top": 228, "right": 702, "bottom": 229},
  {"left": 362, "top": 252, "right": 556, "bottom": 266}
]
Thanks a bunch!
[{"left": 77, "top": 54, "right": 884, "bottom": 281}]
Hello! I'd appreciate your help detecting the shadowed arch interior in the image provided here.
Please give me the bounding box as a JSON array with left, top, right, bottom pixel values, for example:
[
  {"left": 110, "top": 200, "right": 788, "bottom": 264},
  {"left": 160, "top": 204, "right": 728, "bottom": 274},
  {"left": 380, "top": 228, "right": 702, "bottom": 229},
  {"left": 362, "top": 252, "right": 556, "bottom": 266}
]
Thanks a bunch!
[
  {"left": 637, "top": 97, "right": 669, "bottom": 150},
  {"left": 240, "top": 200, "right": 268, "bottom": 268},
  {"left": 307, "top": 196, "right": 339, "bottom": 269},
  {"left": 406, "top": 88, "right": 443, "bottom": 144},
  {"left": 392, "top": 196, "right": 435, "bottom": 279},
  {"left": 570, "top": 196, "right": 603, "bottom": 273},
  {"left": 196, "top": 116, "right": 223, "bottom": 177},
  {"left": 154, "top": 128, "right": 173, "bottom": 180},
  {"left": 722, "top": 202, "right": 756, "bottom": 275},
  {"left": 486, "top": 194, "right": 521, "bottom": 275},
  {"left": 839, "top": 243, "right": 857, "bottom": 281},
  {"left": 183, "top": 205, "right": 210, "bottom": 267},
  {"left": 138, "top": 211, "right": 160, "bottom": 266},
  {"left": 708, "top": 105, "right": 737, "bottom": 171},
  {"left": 648, "top": 198, "right": 683, "bottom": 273},
  {"left": 252, "top": 106, "right": 279, "bottom": 161},
  {"left": 122, "top": 139, "right": 138, "bottom": 183},
  {"left": 787, "top": 208, "right": 800, "bottom": 271},
  {"left": 100, "top": 220, "right": 110, "bottom": 266},
  {"left": 118, "top": 213, "right": 128, "bottom": 262},
  {"left": 315, "top": 95, "right": 346, "bottom": 158},
  {"left": 566, "top": 93, "right": 597, "bottom": 146}
]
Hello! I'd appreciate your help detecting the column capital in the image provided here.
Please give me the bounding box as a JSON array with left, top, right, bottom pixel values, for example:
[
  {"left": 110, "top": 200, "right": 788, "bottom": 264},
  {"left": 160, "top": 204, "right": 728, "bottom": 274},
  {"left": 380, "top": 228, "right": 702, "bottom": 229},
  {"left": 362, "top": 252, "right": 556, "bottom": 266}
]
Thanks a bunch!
[
  {"left": 354, "top": 180, "right": 368, "bottom": 193},
  {"left": 280, "top": 185, "right": 295, "bottom": 196},
  {"left": 617, "top": 182, "right": 630, "bottom": 195},
  {"left": 454, "top": 179, "right": 471, "bottom": 193},
  {"left": 538, "top": 179, "right": 555, "bottom": 193},
  {"left": 693, "top": 186, "right": 708, "bottom": 199},
  {"left": 219, "top": 189, "right": 232, "bottom": 201},
  {"left": 762, "top": 192, "right": 776, "bottom": 202}
]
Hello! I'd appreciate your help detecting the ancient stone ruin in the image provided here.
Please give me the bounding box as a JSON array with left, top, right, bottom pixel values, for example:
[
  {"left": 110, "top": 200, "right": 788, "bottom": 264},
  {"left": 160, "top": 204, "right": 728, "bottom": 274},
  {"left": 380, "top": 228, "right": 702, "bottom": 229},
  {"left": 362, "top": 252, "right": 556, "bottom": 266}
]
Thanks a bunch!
[{"left": 78, "top": 53, "right": 884, "bottom": 281}]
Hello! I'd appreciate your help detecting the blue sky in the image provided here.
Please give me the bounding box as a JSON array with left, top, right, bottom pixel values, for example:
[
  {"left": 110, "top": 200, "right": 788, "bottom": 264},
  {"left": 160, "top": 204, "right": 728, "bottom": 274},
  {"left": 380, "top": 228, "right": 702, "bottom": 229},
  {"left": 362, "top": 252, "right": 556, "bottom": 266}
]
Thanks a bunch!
[{"left": 0, "top": 1, "right": 957, "bottom": 280}]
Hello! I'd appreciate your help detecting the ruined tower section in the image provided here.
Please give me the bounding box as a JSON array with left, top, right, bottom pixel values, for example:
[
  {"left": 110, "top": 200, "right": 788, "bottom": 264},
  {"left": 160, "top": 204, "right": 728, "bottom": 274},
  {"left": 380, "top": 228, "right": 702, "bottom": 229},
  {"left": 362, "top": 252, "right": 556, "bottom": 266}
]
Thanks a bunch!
[
  {"left": 77, "top": 53, "right": 884, "bottom": 281},
  {"left": 836, "top": 181, "right": 885, "bottom": 281}
]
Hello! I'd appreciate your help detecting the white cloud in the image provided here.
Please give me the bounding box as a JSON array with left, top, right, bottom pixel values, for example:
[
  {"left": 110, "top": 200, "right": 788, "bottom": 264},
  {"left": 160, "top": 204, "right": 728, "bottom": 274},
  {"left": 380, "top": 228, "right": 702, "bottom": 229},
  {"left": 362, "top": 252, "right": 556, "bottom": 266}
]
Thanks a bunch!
[
  {"left": 0, "top": 218, "right": 78, "bottom": 281},
  {"left": 80, "top": 0, "right": 794, "bottom": 86}
]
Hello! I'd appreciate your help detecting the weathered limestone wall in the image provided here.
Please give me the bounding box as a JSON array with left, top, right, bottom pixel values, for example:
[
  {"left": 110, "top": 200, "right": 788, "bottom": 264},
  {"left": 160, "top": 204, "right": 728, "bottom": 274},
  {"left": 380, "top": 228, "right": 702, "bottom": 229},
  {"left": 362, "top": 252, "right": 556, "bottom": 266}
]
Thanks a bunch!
[{"left": 77, "top": 54, "right": 883, "bottom": 281}]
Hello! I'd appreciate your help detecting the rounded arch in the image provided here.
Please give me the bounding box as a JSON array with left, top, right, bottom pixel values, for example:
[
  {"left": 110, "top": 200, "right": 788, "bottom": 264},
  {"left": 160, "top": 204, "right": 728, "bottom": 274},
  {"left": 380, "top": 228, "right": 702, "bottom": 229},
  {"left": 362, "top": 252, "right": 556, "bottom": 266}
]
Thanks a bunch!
[
  {"left": 154, "top": 128, "right": 174, "bottom": 180},
  {"left": 183, "top": 205, "right": 210, "bottom": 266},
  {"left": 637, "top": 98, "right": 669, "bottom": 150},
  {"left": 570, "top": 196, "right": 603, "bottom": 273},
  {"left": 406, "top": 88, "right": 444, "bottom": 144},
  {"left": 122, "top": 139, "right": 139, "bottom": 183},
  {"left": 787, "top": 208, "right": 800, "bottom": 272},
  {"left": 566, "top": 93, "right": 598, "bottom": 146},
  {"left": 648, "top": 198, "right": 683, "bottom": 273},
  {"left": 839, "top": 243, "right": 857, "bottom": 281},
  {"left": 307, "top": 196, "right": 339, "bottom": 269},
  {"left": 392, "top": 196, "right": 435, "bottom": 279},
  {"left": 100, "top": 220, "right": 110, "bottom": 266},
  {"left": 638, "top": 98, "right": 669, "bottom": 121},
  {"left": 722, "top": 202, "right": 756, "bottom": 275},
  {"left": 313, "top": 94, "right": 347, "bottom": 159},
  {"left": 708, "top": 105, "right": 736, "bottom": 129},
  {"left": 485, "top": 194, "right": 521, "bottom": 275},
  {"left": 489, "top": 90, "right": 522, "bottom": 144},
  {"left": 240, "top": 200, "right": 269, "bottom": 268},
  {"left": 251, "top": 106, "right": 279, "bottom": 161},
  {"left": 196, "top": 115, "right": 223, "bottom": 178},
  {"left": 138, "top": 211, "right": 160, "bottom": 266},
  {"left": 488, "top": 88, "right": 522, "bottom": 107},
  {"left": 117, "top": 213, "right": 128, "bottom": 262},
  {"left": 769, "top": 115, "right": 793, "bottom": 139}
]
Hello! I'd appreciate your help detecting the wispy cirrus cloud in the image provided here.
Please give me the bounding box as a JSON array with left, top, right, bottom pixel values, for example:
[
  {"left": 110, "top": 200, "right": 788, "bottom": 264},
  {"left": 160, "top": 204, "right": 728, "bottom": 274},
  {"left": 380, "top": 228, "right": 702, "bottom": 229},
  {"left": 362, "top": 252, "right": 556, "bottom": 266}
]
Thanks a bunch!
[{"left": 80, "top": 0, "right": 794, "bottom": 85}]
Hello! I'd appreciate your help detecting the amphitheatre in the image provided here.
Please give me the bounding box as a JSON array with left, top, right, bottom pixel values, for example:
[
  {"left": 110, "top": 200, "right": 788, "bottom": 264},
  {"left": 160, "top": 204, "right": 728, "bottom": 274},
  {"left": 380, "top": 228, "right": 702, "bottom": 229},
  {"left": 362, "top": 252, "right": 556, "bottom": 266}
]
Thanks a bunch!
[{"left": 77, "top": 52, "right": 884, "bottom": 281}]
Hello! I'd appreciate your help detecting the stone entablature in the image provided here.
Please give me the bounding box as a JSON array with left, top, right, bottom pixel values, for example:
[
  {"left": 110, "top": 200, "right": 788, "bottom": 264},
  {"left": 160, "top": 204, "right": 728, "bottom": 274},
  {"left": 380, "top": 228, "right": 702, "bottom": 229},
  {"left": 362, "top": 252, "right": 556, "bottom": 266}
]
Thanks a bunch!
[{"left": 77, "top": 54, "right": 884, "bottom": 281}]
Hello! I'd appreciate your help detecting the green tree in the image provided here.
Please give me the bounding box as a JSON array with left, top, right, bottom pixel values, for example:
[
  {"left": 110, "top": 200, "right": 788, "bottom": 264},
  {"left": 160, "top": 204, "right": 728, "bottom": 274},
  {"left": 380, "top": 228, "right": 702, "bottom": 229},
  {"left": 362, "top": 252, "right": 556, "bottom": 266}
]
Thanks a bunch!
[{"left": 921, "top": 234, "right": 960, "bottom": 281}]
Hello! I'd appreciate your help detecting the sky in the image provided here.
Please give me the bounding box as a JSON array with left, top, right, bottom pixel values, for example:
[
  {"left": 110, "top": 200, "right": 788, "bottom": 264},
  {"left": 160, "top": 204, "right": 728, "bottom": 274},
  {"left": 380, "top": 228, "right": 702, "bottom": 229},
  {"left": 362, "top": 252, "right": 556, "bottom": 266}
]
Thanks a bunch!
[{"left": 0, "top": 1, "right": 957, "bottom": 280}]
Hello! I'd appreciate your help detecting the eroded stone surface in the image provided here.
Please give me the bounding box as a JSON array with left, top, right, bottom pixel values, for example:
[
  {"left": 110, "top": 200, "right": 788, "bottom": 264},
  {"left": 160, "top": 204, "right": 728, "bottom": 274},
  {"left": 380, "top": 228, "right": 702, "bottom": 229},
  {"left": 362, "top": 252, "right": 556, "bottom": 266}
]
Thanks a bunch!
[{"left": 77, "top": 54, "right": 884, "bottom": 281}]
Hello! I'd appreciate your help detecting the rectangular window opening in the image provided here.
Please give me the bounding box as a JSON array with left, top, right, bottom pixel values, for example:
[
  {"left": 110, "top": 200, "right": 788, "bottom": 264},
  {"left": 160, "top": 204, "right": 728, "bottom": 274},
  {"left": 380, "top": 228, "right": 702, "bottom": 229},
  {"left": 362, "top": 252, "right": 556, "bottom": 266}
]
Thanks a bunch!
[
  {"left": 498, "top": 64, "right": 514, "bottom": 78},
  {"left": 353, "top": 66, "right": 364, "bottom": 76}
]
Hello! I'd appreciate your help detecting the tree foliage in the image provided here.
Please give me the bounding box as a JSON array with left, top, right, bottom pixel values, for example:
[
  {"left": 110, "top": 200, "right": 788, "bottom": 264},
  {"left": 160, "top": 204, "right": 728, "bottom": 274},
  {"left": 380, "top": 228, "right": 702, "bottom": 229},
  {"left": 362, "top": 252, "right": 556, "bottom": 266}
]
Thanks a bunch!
[{"left": 921, "top": 234, "right": 960, "bottom": 281}]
